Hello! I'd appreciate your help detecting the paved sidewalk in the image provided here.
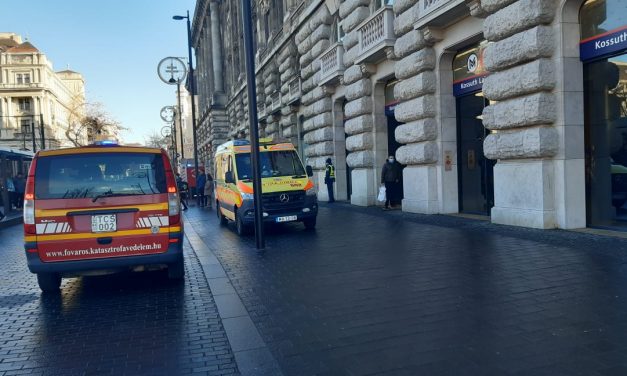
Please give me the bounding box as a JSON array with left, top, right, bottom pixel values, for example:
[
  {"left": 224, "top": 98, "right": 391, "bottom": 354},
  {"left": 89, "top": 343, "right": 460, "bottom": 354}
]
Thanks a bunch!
[
  {"left": 0, "top": 224, "right": 239, "bottom": 376},
  {"left": 185, "top": 203, "right": 627, "bottom": 376}
]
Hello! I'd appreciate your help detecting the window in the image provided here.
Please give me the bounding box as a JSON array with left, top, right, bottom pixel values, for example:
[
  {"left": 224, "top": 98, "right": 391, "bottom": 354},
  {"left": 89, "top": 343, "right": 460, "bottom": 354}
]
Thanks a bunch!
[
  {"left": 34, "top": 153, "right": 167, "bottom": 199},
  {"left": 330, "top": 17, "right": 345, "bottom": 44},
  {"left": 235, "top": 150, "right": 305, "bottom": 180},
  {"left": 370, "top": 0, "right": 394, "bottom": 13},
  {"left": 16, "top": 74, "right": 22, "bottom": 84},
  {"left": 20, "top": 119, "right": 31, "bottom": 132},
  {"left": 18, "top": 98, "right": 31, "bottom": 111},
  {"left": 15, "top": 73, "right": 30, "bottom": 84},
  {"left": 24, "top": 74, "right": 30, "bottom": 84}
]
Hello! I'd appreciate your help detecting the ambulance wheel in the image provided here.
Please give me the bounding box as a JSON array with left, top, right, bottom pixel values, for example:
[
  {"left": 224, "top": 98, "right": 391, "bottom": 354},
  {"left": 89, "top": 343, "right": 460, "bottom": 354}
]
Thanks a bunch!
[
  {"left": 168, "top": 259, "right": 185, "bottom": 280},
  {"left": 236, "top": 212, "right": 250, "bottom": 236},
  {"left": 217, "top": 202, "right": 228, "bottom": 225},
  {"left": 37, "top": 273, "right": 61, "bottom": 292},
  {"left": 303, "top": 218, "right": 317, "bottom": 230}
]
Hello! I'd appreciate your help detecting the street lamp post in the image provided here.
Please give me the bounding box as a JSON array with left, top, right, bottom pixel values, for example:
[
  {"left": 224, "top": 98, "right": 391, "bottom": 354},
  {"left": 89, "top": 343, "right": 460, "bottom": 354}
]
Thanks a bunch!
[{"left": 173, "top": 11, "right": 200, "bottom": 206}]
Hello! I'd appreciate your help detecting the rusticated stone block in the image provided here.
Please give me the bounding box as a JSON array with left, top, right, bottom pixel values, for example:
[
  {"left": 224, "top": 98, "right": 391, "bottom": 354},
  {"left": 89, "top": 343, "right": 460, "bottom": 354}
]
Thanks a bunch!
[
  {"left": 394, "top": 48, "right": 436, "bottom": 80},
  {"left": 394, "top": 71, "right": 436, "bottom": 101},
  {"left": 342, "top": 6, "right": 370, "bottom": 33},
  {"left": 298, "top": 35, "right": 313, "bottom": 55},
  {"left": 394, "top": 95, "right": 436, "bottom": 123},
  {"left": 282, "top": 124, "right": 295, "bottom": 138},
  {"left": 300, "top": 50, "right": 313, "bottom": 67},
  {"left": 346, "top": 133, "right": 374, "bottom": 152},
  {"left": 484, "top": 25, "right": 554, "bottom": 72},
  {"left": 306, "top": 156, "right": 329, "bottom": 170},
  {"left": 346, "top": 150, "right": 375, "bottom": 168},
  {"left": 345, "top": 97, "right": 373, "bottom": 119},
  {"left": 309, "top": 5, "right": 333, "bottom": 31},
  {"left": 483, "top": 58, "right": 555, "bottom": 101},
  {"left": 394, "top": 29, "right": 426, "bottom": 59},
  {"left": 302, "top": 64, "right": 315, "bottom": 80},
  {"left": 346, "top": 79, "right": 372, "bottom": 101},
  {"left": 303, "top": 98, "right": 332, "bottom": 119},
  {"left": 296, "top": 22, "right": 312, "bottom": 44},
  {"left": 279, "top": 57, "right": 294, "bottom": 73},
  {"left": 304, "top": 126, "right": 334, "bottom": 144},
  {"left": 395, "top": 118, "right": 437, "bottom": 144},
  {"left": 345, "top": 115, "right": 373, "bottom": 135},
  {"left": 311, "top": 24, "right": 331, "bottom": 47},
  {"left": 305, "top": 141, "right": 334, "bottom": 157},
  {"left": 343, "top": 30, "right": 359, "bottom": 50},
  {"left": 302, "top": 77, "right": 316, "bottom": 93},
  {"left": 483, "top": 125, "right": 558, "bottom": 159},
  {"left": 396, "top": 141, "right": 438, "bottom": 165},
  {"left": 484, "top": 0, "right": 556, "bottom": 42},
  {"left": 393, "top": 0, "right": 418, "bottom": 15},
  {"left": 480, "top": 0, "right": 517, "bottom": 13},
  {"left": 343, "top": 44, "right": 359, "bottom": 68},
  {"left": 311, "top": 39, "right": 331, "bottom": 59},
  {"left": 394, "top": 4, "right": 420, "bottom": 36},
  {"left": 483, "top": 92, "right": 556, "bottom": 130},
  {"left": 343, "top": 65, "right": 365, "bottom": 85},
  {"left": 339, "top": 0, "right": 370, "bottom": 19}
]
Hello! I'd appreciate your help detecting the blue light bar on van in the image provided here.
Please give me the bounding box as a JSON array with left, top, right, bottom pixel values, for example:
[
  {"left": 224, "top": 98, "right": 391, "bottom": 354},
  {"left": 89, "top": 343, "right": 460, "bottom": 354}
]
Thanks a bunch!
[
  {"left": 233, "top": 140, "right": 250, "bottom": 146},
  {"left": 93, "top": 140, "right": 118, "bottom": 146}
]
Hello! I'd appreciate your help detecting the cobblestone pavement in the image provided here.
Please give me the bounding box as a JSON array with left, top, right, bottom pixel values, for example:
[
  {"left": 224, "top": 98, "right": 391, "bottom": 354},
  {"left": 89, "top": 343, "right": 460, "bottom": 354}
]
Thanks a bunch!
[
  {"left": 0, "top": 225, "right": 239, "bottom": 376},
  {"left": 185, "top": 203, "right": 627, "bottom": 376}
]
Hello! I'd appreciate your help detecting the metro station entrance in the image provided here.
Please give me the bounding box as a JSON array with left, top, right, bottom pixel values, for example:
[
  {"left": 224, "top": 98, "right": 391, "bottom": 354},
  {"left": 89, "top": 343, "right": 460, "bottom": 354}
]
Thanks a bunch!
[
  {"left": 453, "top": 42, "right": 494, "bottom": 216},
  {"left": 580, "top": 0, "right": 627, "bottom": 229}
]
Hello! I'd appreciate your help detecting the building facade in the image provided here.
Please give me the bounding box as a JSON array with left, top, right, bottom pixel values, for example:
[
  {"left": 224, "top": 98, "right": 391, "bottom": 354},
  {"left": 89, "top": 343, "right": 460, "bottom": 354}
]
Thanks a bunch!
[
  {"left": 192, "top": 0, "right": 627, "bottom": 231},
  {"left": 0, "top": 33, "right": 86, "bottom": 150}
]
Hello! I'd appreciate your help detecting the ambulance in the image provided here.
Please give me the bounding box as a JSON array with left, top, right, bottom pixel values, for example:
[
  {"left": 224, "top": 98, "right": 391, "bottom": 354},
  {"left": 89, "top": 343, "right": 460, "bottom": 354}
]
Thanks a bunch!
[
  {"left": 214, "top": 138, "right": 318, "bottom": 235},
  {"left": 23, "top": 141, "right": 184, "bottom": 292}
]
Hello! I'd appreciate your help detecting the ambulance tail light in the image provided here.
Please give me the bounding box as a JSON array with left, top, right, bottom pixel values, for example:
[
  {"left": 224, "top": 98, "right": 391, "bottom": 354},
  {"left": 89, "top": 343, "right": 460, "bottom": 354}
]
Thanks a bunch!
[
  {"left": 24, "top": 158, "right": 37, "bottom": 234},
  {"left": 163, "top": 153, "right": 181, "bottom": 225}
]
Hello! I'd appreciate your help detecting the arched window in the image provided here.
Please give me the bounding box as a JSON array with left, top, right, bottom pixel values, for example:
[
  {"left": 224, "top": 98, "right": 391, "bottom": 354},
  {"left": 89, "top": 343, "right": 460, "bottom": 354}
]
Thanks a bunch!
[
  {"left": 370, "top": 0, "right": 394, "bottom": 13},
  {"left": 580, "top": 0, "right": 627, "bottom": 41},
  {"left": 330, "top": 16, "right": 345, "bottom": 44}
]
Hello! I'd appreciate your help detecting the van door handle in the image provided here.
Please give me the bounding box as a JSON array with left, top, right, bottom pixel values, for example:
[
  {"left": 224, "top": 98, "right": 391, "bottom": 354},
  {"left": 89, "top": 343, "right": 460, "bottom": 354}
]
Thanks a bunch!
[{"left": 97, "top": 237, "right": 113, "bottom": 245}]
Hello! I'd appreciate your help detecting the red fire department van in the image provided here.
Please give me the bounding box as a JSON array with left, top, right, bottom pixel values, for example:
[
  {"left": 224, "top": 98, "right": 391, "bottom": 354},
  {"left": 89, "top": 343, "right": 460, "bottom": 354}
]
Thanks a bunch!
[{"left": 23, "top": 141, "right": 184, "bottom": 292}]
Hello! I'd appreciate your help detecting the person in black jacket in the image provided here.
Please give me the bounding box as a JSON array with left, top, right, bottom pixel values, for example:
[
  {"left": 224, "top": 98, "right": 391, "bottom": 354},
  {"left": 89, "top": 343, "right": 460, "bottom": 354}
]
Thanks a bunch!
[
  {"left": 381, "top": 155, "right": 402, "bottom": 210},
  {"left": 324, "top": 158, "right": 335, "bottom": 203}
]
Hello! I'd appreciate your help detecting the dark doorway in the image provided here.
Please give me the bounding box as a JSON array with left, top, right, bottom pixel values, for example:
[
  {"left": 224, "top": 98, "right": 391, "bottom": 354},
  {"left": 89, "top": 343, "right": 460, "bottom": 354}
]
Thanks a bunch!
[
  {"left": 343, "top": 100, "right": 352, "bottom": 200},
  {"left": 457, "top": 94, "right": 494, "bottom": 215},
  {"left": 386, "top": 113, "right": 404, "bottom": 202},
  {"left": 584, "top": 53, "right": 627, "bottom": 229}
]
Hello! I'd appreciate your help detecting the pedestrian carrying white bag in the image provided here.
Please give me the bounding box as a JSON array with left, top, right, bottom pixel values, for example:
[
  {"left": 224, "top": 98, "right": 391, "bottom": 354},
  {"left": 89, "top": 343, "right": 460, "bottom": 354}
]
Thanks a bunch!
[{"left": 377, "top": 185, "right": 386, "bottom": 202}]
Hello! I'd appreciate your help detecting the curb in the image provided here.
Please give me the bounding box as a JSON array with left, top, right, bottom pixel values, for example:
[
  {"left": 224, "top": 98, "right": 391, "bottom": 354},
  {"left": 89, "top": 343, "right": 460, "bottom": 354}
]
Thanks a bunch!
[
  {"left": 0, "top": 215, "right": 22, "bottom": 230},
  {"left": 183, "top": 217, "right": 284, "bottom": 376}
]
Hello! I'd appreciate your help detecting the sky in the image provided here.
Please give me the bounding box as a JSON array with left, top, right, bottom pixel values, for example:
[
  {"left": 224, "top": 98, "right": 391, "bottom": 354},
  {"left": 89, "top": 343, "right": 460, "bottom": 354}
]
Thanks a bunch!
[{"left": 0, "top": 0, "right": 197, "bottom": 144}]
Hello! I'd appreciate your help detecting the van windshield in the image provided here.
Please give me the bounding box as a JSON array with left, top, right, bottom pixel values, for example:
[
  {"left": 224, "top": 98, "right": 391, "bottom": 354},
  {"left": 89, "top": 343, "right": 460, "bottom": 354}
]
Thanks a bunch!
[
  {"left": 35, "top": 152, "right": 167, "bottom": 199},
  {"left": 235, "top": 150, "right": 306, "bottom": 180}
]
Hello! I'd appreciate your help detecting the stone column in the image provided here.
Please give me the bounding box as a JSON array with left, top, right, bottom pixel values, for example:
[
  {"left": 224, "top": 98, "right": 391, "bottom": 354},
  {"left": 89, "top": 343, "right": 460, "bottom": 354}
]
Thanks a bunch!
[
  {"left": 339, "top": 0, "right": 377, "bottom": 206},
  {"left": 294, "top": 5, "right": 334, "bottom": 194},
  {"left": 210, "top": 1, "right": 224, "bottom": 94},
  {"left": 392, "top": 0, "right": 439, "bottom": 213},
  {"left": 480, "top": 0, "right": 560, "bottom": 228}
]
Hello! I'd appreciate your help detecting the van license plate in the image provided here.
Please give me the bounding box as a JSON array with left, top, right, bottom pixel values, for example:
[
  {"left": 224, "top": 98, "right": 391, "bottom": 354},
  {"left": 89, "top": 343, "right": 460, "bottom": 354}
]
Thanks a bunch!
[
  {"left": 92, "top": 214, "right": 117, "bottom": 233},
  {"left": 276, "top": 215, "right": 297, "bottom": 223}
]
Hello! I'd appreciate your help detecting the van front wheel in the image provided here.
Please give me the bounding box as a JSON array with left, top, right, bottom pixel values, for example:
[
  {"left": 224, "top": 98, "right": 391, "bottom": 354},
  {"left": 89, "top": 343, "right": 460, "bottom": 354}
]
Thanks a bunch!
[
  {"left": 236, "top": 212, "right": 251, "bottom": 236},
  {"left": 303, "top": 218, "right": 317, "bottom": 230},
  {"left": 37, "top": 273, "right": 61, "bottom": 292}
]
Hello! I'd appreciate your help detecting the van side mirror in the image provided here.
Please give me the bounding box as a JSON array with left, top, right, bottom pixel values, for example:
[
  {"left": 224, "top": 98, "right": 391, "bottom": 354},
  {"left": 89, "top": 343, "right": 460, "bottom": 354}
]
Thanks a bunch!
[
  {"left": 225, "top": 171, "right": 235, "bottom": 184},
  {"left": 306, "top": 165, "right": 313, "bottom": 177}
]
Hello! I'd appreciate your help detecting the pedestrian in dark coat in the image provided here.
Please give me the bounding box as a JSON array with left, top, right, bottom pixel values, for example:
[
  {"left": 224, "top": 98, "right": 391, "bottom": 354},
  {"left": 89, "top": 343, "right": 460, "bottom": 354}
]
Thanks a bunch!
[
  {"left": 324, "top": 158, "right": 335, "bottom": 203},
  {"left": 381, "top": 155, "right": 402, "bottom": 210}
]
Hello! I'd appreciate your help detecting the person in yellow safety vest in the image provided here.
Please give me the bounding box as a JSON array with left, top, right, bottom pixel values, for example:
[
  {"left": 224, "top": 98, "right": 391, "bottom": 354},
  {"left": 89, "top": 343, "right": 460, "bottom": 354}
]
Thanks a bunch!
[{"left": 325, "top": 158, "right": 335, "bottom": 203}]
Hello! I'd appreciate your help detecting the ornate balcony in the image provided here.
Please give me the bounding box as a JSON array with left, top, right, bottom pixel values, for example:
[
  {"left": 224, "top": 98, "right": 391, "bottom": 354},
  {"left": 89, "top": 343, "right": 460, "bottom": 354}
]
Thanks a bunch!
[
  {"left": 319, "top": 43, "right": 344, "bottom": 86},
  {"left": 356, "top": 6, "right": 396, "bottom": 64},
  {"left": 287, "top": 77, "right": 301, "bottom": 104},
  {"left": 258, "top": 102, "right": 267, "bottom": 120},
  {"left": 270, "top": 91, "right": 281, "bottom": 113}
]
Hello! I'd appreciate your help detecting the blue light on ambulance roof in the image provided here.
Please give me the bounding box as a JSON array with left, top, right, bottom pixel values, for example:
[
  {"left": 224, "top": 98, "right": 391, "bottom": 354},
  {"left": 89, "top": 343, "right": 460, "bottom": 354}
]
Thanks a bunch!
[{"left": 93, "top": 140, "right": 118, "bottom": 146}]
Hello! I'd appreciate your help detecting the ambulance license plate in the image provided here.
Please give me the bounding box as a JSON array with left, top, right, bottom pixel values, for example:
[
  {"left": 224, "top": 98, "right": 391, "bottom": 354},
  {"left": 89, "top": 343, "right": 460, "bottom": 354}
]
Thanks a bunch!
[
  {"left": 91, "top": 214, "right": 117, "bottom": 233},
  {"left": 276, "top": 215, "right": 297, "bottom": 223}
]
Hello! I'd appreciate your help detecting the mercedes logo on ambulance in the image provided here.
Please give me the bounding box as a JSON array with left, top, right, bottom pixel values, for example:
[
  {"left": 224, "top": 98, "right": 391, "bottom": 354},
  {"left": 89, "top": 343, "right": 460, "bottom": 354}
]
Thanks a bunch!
[{"left": 279, "top": 193, "right": 290, "bottom": 203}]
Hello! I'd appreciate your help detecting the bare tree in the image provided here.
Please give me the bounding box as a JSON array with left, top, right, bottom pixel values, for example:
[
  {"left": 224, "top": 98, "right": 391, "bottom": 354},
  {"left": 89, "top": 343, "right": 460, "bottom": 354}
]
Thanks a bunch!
[
  {"left": 65, "top": 95, "right": 125, "bottom": 146},
  {"left": 144, "top": 131, "right": 168, "bottom": 149}
]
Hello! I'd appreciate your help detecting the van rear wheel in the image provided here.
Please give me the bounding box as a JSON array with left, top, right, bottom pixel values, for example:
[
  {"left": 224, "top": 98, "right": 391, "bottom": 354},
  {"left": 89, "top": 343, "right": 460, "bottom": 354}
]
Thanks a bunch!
[
  {"left": 37, "top": 273, "right": 61, "bottom": 292},
  {"left": 217, "top": 202, "right": 228, "bottom": 225},
  {"left": 168, "top": 259, "right": 185, "bottom": 280}
]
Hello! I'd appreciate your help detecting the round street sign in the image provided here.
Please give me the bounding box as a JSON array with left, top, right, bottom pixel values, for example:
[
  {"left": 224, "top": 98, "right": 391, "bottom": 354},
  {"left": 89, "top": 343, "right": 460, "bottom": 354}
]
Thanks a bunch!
[
  {"left": 157, "top": 57, "right": 187, "bottom": 85},
  {"left": 161, "top": 126, "right": 172, "bottom": 137},
  {"left": 160, "top": 106, "right": 175, "bottom": 122}
]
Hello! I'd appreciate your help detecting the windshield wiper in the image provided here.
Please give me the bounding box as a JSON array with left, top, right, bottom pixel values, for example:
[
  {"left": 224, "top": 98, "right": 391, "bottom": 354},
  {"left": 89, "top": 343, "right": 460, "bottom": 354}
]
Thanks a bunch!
[
  {"left": 92, "top": 191, "right": 141, "bottom": 203},
  {"left": 292, "top": 175, "right": 307, "bottom": 178}
]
